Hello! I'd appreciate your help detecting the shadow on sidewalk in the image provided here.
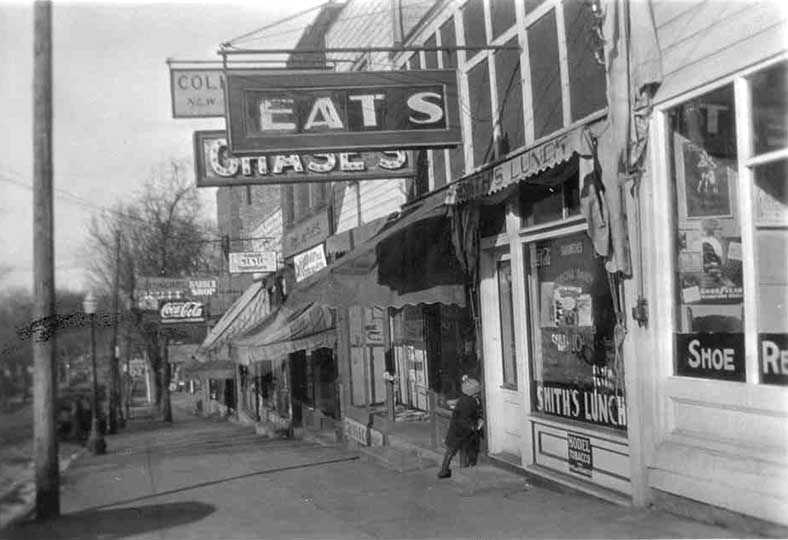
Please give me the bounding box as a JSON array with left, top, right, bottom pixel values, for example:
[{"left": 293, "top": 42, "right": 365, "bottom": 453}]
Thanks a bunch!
[{"left": 4, "top": 501, "right": 215, "bottom": 540}]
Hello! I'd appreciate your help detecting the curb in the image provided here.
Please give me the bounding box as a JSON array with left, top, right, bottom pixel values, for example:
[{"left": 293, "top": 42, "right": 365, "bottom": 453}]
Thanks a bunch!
[{"left": 0, "top": 449, "right": 84, "bottom": 530}]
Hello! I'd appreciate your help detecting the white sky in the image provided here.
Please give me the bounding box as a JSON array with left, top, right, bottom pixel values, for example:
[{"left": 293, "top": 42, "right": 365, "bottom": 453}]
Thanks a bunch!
[{"left": 0, "top": 0, "right": 327, "bottom": 292}]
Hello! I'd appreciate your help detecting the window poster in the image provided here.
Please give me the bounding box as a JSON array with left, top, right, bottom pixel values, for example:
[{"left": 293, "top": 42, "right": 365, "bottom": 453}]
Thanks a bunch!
[
  {"left": 529, "top": 232, "right": 626, "bottom": 431},
  {"left": 674, "top": 133, "right": 736, "bottom": 220}
]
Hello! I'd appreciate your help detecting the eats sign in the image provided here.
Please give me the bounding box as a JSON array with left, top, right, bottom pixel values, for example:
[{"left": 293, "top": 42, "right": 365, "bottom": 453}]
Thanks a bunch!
[{"left": 225, "top": 69, "right": 461, "bottom": 155}]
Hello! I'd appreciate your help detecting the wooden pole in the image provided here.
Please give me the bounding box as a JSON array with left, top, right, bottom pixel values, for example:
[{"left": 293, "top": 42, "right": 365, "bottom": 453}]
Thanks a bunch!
[
  {"left": 32, "top": 0, "right": 59, "bottom": 520},
  {"left": 161, "top": 333, "right": 172, "bottom": 422},
  {"left": 107, "top": 229, "right": 121, "bottom": 432}
]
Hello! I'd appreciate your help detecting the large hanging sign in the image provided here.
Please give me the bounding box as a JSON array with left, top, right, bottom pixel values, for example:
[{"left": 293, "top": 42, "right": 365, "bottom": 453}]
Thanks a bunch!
[
  {"left": 224, "top": 69, "right": 461, "bottom": 155},
  {"left": 169, "top": 69, "right": 225, "bottom": 118},
  {"left": 228, "top": 251, "right": 277, "bottom": 274},
  {"left": 193, "top": 131, "right": 414, "bottom": 187}
]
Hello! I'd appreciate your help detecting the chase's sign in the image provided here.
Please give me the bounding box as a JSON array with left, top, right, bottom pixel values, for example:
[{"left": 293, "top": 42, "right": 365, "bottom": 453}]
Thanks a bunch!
[
  {"left": 224, "top": 69, "right": 461, "bottom": 155},
  {"left": 193, "top": 131, "right": 414, "bottom": 187}
]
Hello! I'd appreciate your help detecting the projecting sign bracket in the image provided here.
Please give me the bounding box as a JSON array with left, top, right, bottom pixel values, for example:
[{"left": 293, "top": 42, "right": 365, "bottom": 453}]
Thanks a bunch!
[{"left": 217, "top": 44, "right": 521, "bottom": 58}]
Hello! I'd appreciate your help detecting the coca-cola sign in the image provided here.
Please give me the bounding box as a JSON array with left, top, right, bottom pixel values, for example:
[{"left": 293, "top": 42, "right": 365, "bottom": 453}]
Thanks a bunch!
[{"left": 159, "top": 300, "right": 206, "bottom": 324}]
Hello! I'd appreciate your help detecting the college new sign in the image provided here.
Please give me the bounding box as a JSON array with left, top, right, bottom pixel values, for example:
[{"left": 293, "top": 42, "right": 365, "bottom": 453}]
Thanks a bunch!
[
  {"left": 193, "top": 131, "right": 414, "bottom": 187},
  {"left": 224, "top": 69, "right": 461, "bottom": 155}
]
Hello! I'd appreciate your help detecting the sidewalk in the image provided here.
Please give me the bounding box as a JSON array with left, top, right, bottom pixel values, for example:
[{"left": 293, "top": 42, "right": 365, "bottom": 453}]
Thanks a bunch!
[{"left": 3, "top": 397, "right": 742, "bottom": 539}]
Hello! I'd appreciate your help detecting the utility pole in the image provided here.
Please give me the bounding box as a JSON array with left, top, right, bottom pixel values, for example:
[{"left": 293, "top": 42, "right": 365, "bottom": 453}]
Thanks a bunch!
[
  {"left": 107, "top": 228, "right": 121, "bottom": 433},
  {"left": 32, "top": 0, "right": 59, "bottom": 519},
  {"left": 161, "top": 332, "right": 172, "bottom": 422}
]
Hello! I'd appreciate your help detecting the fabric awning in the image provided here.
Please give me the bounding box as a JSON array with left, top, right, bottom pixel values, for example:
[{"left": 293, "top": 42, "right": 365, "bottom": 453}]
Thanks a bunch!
[
  {"left": 446, "top": 127, "right": 588, "bottom": 206},
  {"left": 285, "top": 189, "right": 467, "bottom": 309},
  {"left": 232, "top": 302, "right": 336, "bottom": 365},
  {"left": 198, "top": 281, "right": 271, "bottom": 355}
]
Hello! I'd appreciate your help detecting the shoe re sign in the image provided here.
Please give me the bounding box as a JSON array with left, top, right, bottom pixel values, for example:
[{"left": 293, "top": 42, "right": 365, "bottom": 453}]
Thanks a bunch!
[{"left": 224, "top": 69, "right": 461, "bottom": 155}]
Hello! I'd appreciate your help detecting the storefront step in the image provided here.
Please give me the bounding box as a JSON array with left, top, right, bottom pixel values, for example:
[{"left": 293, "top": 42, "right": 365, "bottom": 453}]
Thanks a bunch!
[
  {"left": 523, "top": 464, "right": 632, "bottom": 507},
  {"left": 301, "top": 428, "right": 340, "bottom": 447},
  {"left": 386, "top": 433, "right": 444, "bottom": 464},
  {"left": 355, "top": 443, "right": 437, "bottom": 473}
]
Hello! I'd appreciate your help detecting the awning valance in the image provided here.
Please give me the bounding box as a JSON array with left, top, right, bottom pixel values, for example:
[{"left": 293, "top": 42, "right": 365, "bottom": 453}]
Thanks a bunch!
[
  {"left": 232, "top": 302, "right": 336, "bottom": 365},
  {"left": 446, "top": 127, "right": 587, "bottom": 206},
  {"left": 286, "top": 189, "right": 467, "bottom": 309},
  {"left": 181, "top": 359, "right": 235, "bottom": 380}
]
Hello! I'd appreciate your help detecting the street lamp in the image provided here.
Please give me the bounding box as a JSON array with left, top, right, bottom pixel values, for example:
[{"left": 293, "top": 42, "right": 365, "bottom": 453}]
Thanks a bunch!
[{"left": 83, "top": 291, "right": 106, "bottom": 455}]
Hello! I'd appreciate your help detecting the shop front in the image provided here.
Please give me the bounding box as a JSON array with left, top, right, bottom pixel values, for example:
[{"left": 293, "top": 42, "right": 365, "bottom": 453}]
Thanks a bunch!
[{"left": 448, "top": 122, "right": 633, "bottom": 498}]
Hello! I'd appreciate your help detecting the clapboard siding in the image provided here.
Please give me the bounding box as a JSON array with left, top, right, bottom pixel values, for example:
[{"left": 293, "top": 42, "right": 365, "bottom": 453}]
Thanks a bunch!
[
  {"left": 650, "top": 0, "right": 787, "bottom": 102},
  {"left": 333, "top": 178, "right": 408, "bottom": 234}
]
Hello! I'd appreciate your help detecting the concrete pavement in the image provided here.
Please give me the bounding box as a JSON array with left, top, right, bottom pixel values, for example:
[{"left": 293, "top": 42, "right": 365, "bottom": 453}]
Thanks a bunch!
[{"left": 3, "top": 397, "right": 741, "bottom": 539}]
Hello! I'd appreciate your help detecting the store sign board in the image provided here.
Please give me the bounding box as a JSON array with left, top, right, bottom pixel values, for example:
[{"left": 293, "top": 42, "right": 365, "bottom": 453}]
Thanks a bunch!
[
  {"left": 135, "top": 276, "right": 190, "bottom": 311},
  {"left": 188, "top": 278, "right": 217, "bottom": 297},
  {"left": 193, "top": 131, "right": 414, "bottom": 187},
  {"left": 169, "top": 69, "right": 225, "bottom": 118},
  {"left": 228, "top": 251, "right": 277, "bottom": 274},
  {"left": 760, "top": 333, "right": 788, "bottom": 386},
  {"left": 225, "top": 69, "right": 461, "bottom": 155},
  {"left": 344, "top": 417, "right": 369, "bottom": 446},
  {"left": 283, "top": 212, "right": 330, "bottom": 259},
  {"left": 159, "top": 300, "right": 207, "bottom": 324},
  {"left": 534, "top": 381, "right": 627, "bottom": 430},
  {"left": 293, "top": 244, "right": 327, "bottom": 282},
  {"left": 675, "top": 332, "right": 745, "bottom": 382},
  {"left": 567, "top": 433, "right": 593, "bottom": 477}
]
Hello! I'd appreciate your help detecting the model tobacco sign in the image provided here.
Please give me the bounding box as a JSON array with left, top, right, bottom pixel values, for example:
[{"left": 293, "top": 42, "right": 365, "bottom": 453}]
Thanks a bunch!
[{"left": 224, "top": 69, "right": 461, "bottom": 155}]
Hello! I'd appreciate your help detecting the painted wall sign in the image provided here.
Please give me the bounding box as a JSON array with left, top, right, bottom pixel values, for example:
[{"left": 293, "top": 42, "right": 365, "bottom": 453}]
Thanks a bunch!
[
  {"left": 159, "top": 300, "right": 207, "bottom": 324},
  {"left": 567, "top": 433, "right": 593, "bottom": 477},
  {"left": 188, "top": 278, "right": 217, "bottom": 297},
  {"left": 193, "top": 131, "right": 414, "bottom": 187},
  {"left": 344, "top": 417, "right": 369, "bottom": 446},
  {"left": 169, "top": 69, "right": 225, "bottom": 118},
  {"left": 293, "top": 244, "right": 327, "bottom": 282},
  {"left": 283, "top": 212, "right": 330, "bottom": 259},
  {"left": 228, "top": 251, "right": 277, "bottom": 274},
  {"left": 534, "top": 381, "right": 627, "bottom": 430},
  {"left": 135, "top": 276, "right": 190, "bottom": 310},
  {"left": 675, "top": 332, "right": 745, "bottom": 381},
  {"left": 224, "top": 69, "right": 461, "bottom": 155},
  {"left": 760, "top": 333, "right": 788, "bottom": 386}
]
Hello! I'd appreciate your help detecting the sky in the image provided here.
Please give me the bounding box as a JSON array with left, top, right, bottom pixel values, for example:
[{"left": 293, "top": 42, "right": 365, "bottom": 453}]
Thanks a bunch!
[{"left": 0, "top": 0, "right": 327, "bottom": 293}]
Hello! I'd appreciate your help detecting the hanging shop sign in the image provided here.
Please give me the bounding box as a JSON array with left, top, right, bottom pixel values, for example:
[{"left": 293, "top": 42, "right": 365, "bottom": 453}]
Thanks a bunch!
[
  {"left": 759, "top": 333, "right": 788, "bottom": 386},
  {"left": 534, "top": 381, "right": 627, "bottom": 430},
  {"left": 228, "top": 251, "right": 277, "bottom": 274},
  {"left": 159, "top": 300, "right": 207, "bottom": 324},
  {"left": 224, "top": 69, "right": 461, "bottom": 155},
  {"left": 169, "top": 69, "right": 225, "bottom": 118},
  {"left": 193, "top": 131, "right": 414, "bottom": 187},
  {"left": 293, "top": 244, "right": 327, "bottom": 282},
  {"left": 567, "top": 433, "right": 593, "bottom": 477},
  {"left": 135, "top": 276, "right": 190, "bottom": 310},
  {"left": 283, "top": 212, "right": 330, "bottom": 259},
  {"left": 674, "top": 332, "right": 746, "bottom": 382}
]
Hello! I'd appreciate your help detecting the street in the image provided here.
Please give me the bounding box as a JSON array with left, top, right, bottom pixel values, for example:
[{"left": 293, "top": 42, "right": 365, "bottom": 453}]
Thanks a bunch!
[{"left": 2, "top": 396, "right": 736, "bottom": 540}]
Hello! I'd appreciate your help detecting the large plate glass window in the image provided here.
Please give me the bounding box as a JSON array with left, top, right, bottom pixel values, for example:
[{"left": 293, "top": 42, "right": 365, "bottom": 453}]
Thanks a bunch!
[
  {"left": 749, "top": 61, "right": 788, "bottom": 386},
  {"left": 668, "top": 84, "right": 746, "bottom": 382},
  {"left": 525, "top": 231, "right": 626, "bottom": 430}
]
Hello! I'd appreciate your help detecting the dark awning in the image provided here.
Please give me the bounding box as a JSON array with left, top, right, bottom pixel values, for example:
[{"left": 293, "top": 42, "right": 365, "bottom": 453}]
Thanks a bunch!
[
  {"left": 198, "top": 281, "right": 272, "bottom": 355},
  {"left": 286, "top": 189, "right": 467, "bottom": 309}
]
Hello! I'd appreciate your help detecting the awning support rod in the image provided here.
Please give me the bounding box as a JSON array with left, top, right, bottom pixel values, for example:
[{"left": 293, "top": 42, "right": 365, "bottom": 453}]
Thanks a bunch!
[{"left": 218, "top": 44, "right": 521, "bottom": 56}]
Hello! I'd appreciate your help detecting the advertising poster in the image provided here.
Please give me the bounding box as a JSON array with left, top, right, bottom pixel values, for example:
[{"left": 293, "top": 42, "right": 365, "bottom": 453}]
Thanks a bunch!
[
  {"left": 567, "top": 433, "right": 593, "bottom": 477},
  {"left": 676, "top": 222, "right": 743, "bottom": 305},
  {"left": 675, "top": 134, "right": 736, "bottom": 220}
]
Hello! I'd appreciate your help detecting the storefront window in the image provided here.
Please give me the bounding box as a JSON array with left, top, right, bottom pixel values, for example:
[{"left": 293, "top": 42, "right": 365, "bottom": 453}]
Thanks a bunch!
[
  {"left": 519, "top": 167, "right": 580, "bottom": 227},
  {"left": 526, "top": 232, "right": 625, "bottom": 430},
  {"left": 751, "top": 61, "right": 787, "bottom": 155},
  {"left": 668, "top": 84, "right": 746, "bottom": 382}
]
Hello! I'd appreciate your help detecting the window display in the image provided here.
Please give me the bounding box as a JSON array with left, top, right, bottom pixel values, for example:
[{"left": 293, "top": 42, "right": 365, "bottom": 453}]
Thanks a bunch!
[
  {"left": 668, "top": 84, "right": 747, "bottom": 382},
  {"left": 526, "top": 232, "right": 626, "bottom": 430}
]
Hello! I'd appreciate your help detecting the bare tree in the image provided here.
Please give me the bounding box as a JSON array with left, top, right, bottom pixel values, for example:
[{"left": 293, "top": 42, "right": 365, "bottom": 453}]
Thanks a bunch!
[{"left": 86, "top": 160, "right": 217, "bottom": 421}]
